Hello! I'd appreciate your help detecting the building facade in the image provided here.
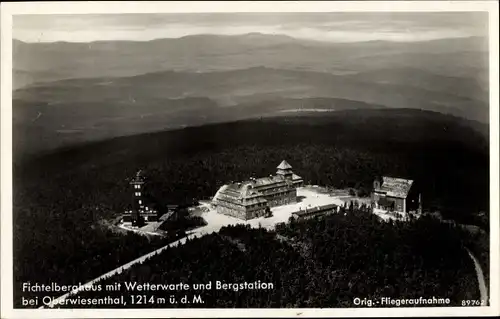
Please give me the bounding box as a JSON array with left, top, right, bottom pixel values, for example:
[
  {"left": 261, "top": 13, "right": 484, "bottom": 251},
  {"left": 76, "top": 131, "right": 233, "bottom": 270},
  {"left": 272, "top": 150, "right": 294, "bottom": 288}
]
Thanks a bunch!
[
  {"left": 372, "top": 176, "right": 417, "bottom": 213},
  {"left": 291, "top": 203, "right": 339, "bottom": 221},
  {"left": 212, "top": 160, "right": 304, "bottom": 220}
]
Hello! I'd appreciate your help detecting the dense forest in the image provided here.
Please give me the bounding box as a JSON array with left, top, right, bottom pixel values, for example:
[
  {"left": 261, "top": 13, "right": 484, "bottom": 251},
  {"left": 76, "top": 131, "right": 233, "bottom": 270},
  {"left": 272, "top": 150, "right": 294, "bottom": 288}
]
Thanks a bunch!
[
  {"left": 158, "top": 214, "right": 207, "bottom": 233},
  {"left": 456, "top": 225, "right": 490, "bottom": 295},
  {"left": 60, "top": 209, "right": 480, "bottom": 308},
  {"left": 13, "top": 222, "right": 183, "bottom": 307},
  {"left": 13, "top": 110, "right": 489, "bottom": 307}
]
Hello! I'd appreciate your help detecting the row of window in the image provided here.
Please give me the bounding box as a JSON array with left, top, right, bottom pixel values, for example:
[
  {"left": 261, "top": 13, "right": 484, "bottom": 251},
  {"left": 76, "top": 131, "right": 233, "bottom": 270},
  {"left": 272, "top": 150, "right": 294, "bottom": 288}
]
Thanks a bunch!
[
  {"left": 265, "top": 191, "right": 292, "bottom": 198},
  {"left": 243, "top": 201, "right": 266, "bottom": 207},
  {"left": 217, "top": 202, "right": 244, "bottom": 211},
  {"left": 261, "top": 186, "right": 290, "bottom": 193}
]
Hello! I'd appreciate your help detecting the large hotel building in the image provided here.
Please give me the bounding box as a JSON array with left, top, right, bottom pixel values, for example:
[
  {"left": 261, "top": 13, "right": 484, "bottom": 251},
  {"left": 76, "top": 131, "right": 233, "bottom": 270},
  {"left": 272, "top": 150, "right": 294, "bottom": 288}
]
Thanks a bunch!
[{"left": 212, "top": 160, "right": 303, "bottom": 220}]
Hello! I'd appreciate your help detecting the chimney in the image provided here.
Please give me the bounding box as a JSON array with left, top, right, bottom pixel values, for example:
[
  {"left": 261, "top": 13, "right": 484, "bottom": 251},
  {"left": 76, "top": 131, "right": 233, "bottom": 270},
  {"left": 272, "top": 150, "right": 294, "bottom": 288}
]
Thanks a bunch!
[{"left": 418, "top": 193, "right": 422, "bottom": 214}]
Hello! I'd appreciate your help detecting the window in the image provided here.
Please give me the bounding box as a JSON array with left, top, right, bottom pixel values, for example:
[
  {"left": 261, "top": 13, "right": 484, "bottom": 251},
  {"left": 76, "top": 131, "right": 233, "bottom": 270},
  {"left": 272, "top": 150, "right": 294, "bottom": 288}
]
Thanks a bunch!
[
  {"left": 134, "top": 184, "right": 141, "bottom": 189},
  {"left": 135, "top": 192, "right": 141, "bottom": 197},
  {"left": 138, "top": 200, "right": 142, "bottom": 205}
]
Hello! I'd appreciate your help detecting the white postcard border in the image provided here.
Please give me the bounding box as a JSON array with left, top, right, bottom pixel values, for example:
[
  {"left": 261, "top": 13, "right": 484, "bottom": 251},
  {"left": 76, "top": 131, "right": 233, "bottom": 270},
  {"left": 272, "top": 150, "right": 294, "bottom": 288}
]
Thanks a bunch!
[{"left": 1, "top": 1, "right": 499, "bottom": 318}]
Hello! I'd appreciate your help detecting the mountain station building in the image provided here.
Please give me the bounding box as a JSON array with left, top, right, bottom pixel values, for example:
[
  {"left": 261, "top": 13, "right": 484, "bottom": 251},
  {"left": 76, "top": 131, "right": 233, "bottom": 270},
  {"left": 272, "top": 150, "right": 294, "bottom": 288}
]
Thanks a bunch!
[{"left": 372, "top": 176, "right": 419, "bottom": 213}]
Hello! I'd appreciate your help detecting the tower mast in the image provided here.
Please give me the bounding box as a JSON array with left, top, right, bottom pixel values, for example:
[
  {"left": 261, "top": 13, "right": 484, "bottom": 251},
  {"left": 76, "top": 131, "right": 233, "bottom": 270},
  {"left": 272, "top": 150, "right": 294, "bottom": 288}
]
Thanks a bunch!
[{"left": 129, "top": 170, "right": 146, "bottom": 226}]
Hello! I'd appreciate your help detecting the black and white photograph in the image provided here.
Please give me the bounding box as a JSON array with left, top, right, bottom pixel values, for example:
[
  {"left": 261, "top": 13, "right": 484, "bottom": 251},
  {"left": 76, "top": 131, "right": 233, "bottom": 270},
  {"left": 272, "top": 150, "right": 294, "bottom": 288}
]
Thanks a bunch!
[{"left": 1, "top": 1, "right": 499, "bottom": 318}]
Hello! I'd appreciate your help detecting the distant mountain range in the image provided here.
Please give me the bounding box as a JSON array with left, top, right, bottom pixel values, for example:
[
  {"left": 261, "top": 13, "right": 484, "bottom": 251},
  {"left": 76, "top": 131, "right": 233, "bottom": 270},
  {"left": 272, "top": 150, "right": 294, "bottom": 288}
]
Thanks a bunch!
[
  {"left": 12, "top": 33, "right": 490, "bottom": 158},
  {"left": 13, "top": 34, "right": 488, "bottom": 87}
]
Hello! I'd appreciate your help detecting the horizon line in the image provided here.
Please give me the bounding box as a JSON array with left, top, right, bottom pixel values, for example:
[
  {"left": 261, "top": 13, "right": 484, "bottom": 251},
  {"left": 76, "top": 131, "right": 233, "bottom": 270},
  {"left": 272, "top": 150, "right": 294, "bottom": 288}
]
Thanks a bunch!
[{"left": 12, "top": 32, "right": 487, "bottom": 45}]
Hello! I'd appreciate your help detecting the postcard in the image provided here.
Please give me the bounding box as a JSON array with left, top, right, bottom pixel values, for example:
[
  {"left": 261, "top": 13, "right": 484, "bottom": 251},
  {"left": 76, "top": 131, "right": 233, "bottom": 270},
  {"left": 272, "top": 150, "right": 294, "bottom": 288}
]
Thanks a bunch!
[{"left": 1, "top": 1, "right": 498, "bottom": 318}]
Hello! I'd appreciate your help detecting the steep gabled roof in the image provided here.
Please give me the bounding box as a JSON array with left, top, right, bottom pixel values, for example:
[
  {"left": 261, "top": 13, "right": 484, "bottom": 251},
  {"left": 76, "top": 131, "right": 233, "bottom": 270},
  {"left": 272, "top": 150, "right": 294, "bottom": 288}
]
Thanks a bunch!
[
  {"left": 252, "top": 175, "right": 285, "bottom": 186},
  {"left": 277, "top": 160, "right": 292, "bottom": 170},
  {"left": 375, "top": 176, "right": 414, "bottom": 199},
  {"left": 213, "top": 183, "right": 267, "bottom": 206}
]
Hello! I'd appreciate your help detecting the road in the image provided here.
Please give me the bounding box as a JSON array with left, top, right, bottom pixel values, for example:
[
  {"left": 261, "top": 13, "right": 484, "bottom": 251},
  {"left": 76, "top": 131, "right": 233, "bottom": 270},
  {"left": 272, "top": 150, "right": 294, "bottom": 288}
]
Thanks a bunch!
[
  {"left": 40, "top": 228, "right": 215, "bottom": 309},
  {"left": 442, "top": 219, "right": 488, "bottom": 304},
  {"left": 42, "top": 207, "right": 245, "bottom": 308},
  {"left": 43, "top": 201, "right": 489, "bottom": 309},
  {"left": 41, "top": 187, "right": 343, "bottom": 308},
  {"left": 465, "top": 247, "right": 488, "bottom": 305}
]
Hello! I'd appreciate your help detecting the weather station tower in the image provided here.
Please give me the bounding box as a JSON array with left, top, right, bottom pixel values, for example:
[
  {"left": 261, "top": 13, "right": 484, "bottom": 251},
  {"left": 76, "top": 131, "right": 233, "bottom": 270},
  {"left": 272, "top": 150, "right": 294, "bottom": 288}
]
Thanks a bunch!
[{"left": 130, "top": 170, "right": 146, "bottom": 226}]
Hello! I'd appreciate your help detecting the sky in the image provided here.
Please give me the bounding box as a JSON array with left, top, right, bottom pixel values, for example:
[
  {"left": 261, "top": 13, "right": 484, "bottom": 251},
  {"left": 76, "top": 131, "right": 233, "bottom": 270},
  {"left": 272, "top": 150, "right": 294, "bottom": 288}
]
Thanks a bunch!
[{"left": 13, "top": 12, "right": 488, "bottom": 43}]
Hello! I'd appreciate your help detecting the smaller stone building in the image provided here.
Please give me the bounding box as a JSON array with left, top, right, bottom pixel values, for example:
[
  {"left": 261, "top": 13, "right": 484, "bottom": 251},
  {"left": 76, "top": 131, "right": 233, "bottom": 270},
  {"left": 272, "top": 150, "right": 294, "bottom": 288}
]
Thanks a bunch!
[{"left": 372, "top": 176, "right": 417, "bottom": 213}]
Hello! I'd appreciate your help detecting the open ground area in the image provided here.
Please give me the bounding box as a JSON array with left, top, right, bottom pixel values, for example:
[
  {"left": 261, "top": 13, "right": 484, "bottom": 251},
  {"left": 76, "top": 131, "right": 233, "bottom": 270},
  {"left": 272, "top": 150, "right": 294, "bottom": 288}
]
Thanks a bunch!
[
  {"left": 119, "top": 186, "right": 415, "bottom": 237},
  {"left": 119, "top": 186, "right": 351, "bottom": 237},
  {"left": 188, "top": 186, "right": 348, "bottom": 235}
]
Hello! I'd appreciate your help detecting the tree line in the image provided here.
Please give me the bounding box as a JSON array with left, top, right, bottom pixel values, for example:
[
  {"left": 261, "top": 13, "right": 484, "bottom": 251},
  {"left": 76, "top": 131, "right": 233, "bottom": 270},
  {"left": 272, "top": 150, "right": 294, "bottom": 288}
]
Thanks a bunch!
[
  {"left": 61, "top": 208, "right": 480, "bottom": 308},
  {"left": 13, "top": 116, "right": 488, "bottom": 307}
]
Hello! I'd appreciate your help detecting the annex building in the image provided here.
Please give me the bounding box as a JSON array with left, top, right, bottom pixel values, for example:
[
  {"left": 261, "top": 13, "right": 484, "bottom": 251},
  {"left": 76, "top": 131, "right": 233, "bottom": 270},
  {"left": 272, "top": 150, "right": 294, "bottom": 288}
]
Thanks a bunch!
[
  {"left": 212, "top": 160, "right": 304, "bottom": 220},
  {"left": 372, "top": 176, "right": 418, "bottom": 213},
  {"left": 291, "top": 203, "right": 339, "bottom": 221}
]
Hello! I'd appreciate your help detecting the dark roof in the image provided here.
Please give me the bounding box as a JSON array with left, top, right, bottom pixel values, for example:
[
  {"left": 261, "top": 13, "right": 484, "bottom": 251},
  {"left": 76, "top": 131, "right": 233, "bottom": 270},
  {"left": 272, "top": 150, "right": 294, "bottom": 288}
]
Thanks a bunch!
[
  {"left": 213, "top": 183, "right": 267, "bottom": 206},
  {"left": 213, "top": 160, "right": 301, "bottom": 206},
  {"left": 293, "top": 204, "right": 338, "bottom": 216},
  {"left": 252, "top": 175, "right": 285, "bottom": 186}
]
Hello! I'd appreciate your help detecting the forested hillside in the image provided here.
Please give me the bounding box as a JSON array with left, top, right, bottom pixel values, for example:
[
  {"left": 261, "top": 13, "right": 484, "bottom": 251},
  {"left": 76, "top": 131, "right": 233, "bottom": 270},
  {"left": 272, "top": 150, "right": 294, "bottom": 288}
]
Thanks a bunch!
[
  {"left": 13, "top": 110, "right": 489, "bottom": 307},
  {"left": 61, "top": 211, "right": 480, "bottom": 308}
]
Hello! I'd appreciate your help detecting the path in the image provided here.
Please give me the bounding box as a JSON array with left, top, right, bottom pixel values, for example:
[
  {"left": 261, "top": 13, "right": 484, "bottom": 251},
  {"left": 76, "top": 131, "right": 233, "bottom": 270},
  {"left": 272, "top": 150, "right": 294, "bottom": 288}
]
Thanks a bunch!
[
  {"left": 40, "top": 226, "right": 219, "bottom": 309},
  {"left": 465, "top": 247, "right": 488, "bottom": 305},
  {"left": 441, "top": 219, "right": 488, "bottom": 304},
  {"left": 41, "top": 187, "right": 346, "bottom": 308},
  {"left": 117, "top": 224, "right": 162, "bottom": 236}
]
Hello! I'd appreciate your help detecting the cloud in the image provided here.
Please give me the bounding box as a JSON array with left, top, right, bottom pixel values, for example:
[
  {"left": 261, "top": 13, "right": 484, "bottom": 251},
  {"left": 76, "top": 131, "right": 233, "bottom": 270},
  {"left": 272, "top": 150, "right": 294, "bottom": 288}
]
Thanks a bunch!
[{"left": 13, "top": 12, "right": 488, "bottom": 43}]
